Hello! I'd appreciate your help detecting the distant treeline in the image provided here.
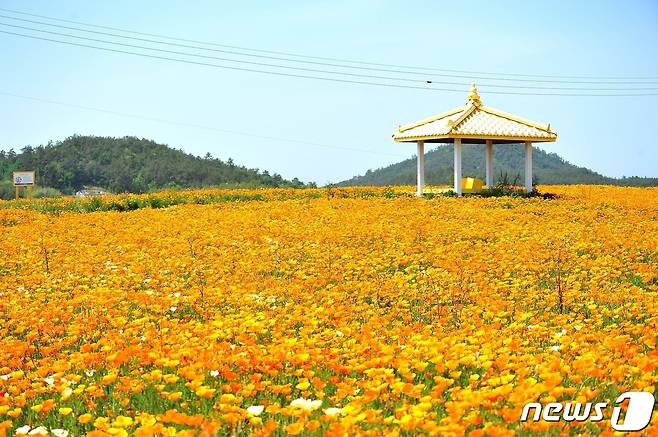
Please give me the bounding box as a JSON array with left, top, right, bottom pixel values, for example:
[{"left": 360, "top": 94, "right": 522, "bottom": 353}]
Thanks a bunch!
[
  {"left": 0, "top": 135, "right": 311, "bottom": 199},
  {"left": 339, "top": 143, "right": 658, "bottom": 187}
]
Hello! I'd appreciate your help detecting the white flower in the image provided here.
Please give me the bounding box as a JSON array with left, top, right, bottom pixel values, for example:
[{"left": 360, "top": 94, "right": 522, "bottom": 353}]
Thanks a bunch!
[
  {"left": 28, "top": 427, "right": 49, "bottom": 436},
  {"left": 0, "top": 373, "right": 10, "bottom": 381},
  {"left": 324, "top": 407, "right": 343, "bottom": 416},
  {"left": 290, "top": 398, "right": 322, "bottom": 411},
  {"left": 51, "top": 430, "right": 69, "bottom": 437},
  {"left": 209, "top": 370, "right": 220, "bottom": 377},
  {"left": 44, "top": 376, "right": 55, "bottom": 386},
  {"left": 550, "top": 345, "right": 560, "bottom": 352},
  {"left": 309, "top": 399, "right": 323, "bottom": 410},
  {"left": 290, "top": 398, "right": 304, "bottom": 408},
  {"left": 335, "top": 330, "right": 344, "bottom": 337},
  {"left": 84, "top": 369, "right": 96, "bottom": 377},
  {"left": 170, "top": 306, "right": 177, "bottom": 312},
  {"left": 15, "top": 426, "right": 31, "bottom": 435},
  {"left": 246, "top": 405, "right": 265, "bottom": 416},
  {"left": 61, "top": 387, "right": 73, "bottom": 400}
]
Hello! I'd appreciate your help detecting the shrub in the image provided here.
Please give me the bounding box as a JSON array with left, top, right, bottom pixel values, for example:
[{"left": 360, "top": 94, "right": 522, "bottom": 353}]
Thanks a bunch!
[
  {"left": 32, "top": 187, "right": 63, "bottom": 198},
  {"left": 0, "top": 181, "right": 15, "bottom": 200}
]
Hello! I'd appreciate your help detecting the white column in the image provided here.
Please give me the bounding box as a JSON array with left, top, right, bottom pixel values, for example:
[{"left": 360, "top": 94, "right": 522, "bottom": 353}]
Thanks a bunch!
[
  {"left": 416, "top": 140, "right": 425, "bottom": 197},
  {"left": 485, "top": 139, "right": 493, "bottom": 188},
  {"left": 525, "top": 141, "right": 533, "bottom": 193},
  {"left": 454, "top": 138, "right": 462, "bottom": 196}
]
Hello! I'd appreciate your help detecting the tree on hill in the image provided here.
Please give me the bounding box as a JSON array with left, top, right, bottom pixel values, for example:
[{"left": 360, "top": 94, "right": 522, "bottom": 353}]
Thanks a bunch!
[
  {"left": 0, "top": 135, "right": 309, "bottom": 197},
  {"left": 339, "top": 143, "right": 658, "bottom": 187}
]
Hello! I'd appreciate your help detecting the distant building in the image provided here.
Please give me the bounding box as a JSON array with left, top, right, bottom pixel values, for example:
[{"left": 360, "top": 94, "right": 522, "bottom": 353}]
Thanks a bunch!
[{"left": 75, "top": 186, "right": 109, "bottom": 197}]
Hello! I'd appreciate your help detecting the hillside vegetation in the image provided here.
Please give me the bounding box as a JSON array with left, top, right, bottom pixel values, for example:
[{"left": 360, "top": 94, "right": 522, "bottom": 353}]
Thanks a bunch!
[
  {"left": 0, "top": 135, "right": 307, "bottom": 199},
  {"left": 340, "top": 143, "right": 658, "bottom": 186}
]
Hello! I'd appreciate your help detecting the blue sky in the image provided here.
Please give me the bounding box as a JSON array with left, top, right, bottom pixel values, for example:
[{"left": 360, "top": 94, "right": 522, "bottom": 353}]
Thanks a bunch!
[{"left": 1, "top": 0, "right": 657, "bottom": 184}]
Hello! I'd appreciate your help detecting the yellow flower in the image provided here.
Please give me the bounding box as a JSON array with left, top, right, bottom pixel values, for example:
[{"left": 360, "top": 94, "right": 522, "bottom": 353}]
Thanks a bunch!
[
  {"left": 295, "top": 380, "right": 310, "bottom": 390},
  {"left": 3, "top": 185, "right": 658, "bottom": 434},
  {"left": 94, "top": 417, "right": 110, "bottom": 430},
  {"left": 111, "top": 415, "right": 134, "bottom": 428},
  {"left": 78, "top": 413, "right": 93, "bottom": 424},
  {"left": 102, "top": 374, "right": 117, "bottom": 385}
]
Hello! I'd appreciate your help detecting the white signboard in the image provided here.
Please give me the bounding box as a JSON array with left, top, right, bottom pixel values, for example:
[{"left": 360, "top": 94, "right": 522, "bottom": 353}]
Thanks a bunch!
[{"left": 13, "top": 171, "right": 35, "bottom": 186}]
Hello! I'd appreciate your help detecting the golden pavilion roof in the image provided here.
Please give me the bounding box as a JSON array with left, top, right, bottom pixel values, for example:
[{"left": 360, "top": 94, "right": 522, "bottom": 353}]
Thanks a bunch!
[{"left": 393, "top": 85, "right": 557, "bottom": 144}]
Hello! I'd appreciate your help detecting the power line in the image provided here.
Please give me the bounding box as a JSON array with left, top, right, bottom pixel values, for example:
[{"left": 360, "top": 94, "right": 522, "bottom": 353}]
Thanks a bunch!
[
  {"left": 0, "top": 6, "right": 656, "bottom": 83},
  {"left": 0, "top": 22, "right": 449, "bottom": 87},
  {"left": 1, "top": 14, "right": 459, "bottom": 80},
  {"left": 0, "top": 91, "right": 409, "bottom": 158},
  {"left": 2, "top": 29, "right": 658, "bottom": 97},
  {"left": 2, "top": 15, "right": 658, "bottom": 87},
  {"left": 2, "top": 18, "right": 657, "bottom": 91},
  {"left": 0, "top": 30, "right": 464, "bottom": 93}
]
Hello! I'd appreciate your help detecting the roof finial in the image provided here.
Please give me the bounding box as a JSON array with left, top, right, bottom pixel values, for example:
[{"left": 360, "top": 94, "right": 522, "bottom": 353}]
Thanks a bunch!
[{"left": 468, "top": 83, "right": 481, "bottom": 105}]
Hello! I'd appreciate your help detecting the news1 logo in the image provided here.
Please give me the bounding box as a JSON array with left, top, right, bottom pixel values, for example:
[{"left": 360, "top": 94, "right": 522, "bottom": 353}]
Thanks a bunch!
[{"left": 520, "top": 391, "right": 655, "bottom": 431}]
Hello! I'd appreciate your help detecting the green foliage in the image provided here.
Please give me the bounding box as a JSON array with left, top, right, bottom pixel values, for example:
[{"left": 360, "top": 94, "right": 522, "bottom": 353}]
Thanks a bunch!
[
  {"left": 32, "top": 187, "right": 63, "bottom": 198},
  {"left": 0, "top": 156, "right": 17, "bottom": 181},
  {"left": 0, "top": 181, "right": 15, "bottom": 200},
  {"left": 0, "top": 189, "right": 325, "bottom": 214},
  {"left": 495, "top": 171, "right": 522, "bottom": 187},
  {"left": 0, "top": 182, "right": 62, "bottom": 201},
  {"left": 383, "top": 186, "right": 398, "bottom": 198},
  {"left": 477, "top": 187, "right": 556, "bottom": 199},
  {"left": 340, "top": 143, "right": 658, "bottom": 187},
  {"left": 0, "top": 135, "right": 309, "bottom": 194},
  {"left": 421, "top": 186, "right": 554, "bottom": 199}
]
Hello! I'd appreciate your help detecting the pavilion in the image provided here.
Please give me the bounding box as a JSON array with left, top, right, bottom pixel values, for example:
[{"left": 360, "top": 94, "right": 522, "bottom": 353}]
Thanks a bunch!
[{"left": 392, "top": 85, "right": 557, "bottom": 196}]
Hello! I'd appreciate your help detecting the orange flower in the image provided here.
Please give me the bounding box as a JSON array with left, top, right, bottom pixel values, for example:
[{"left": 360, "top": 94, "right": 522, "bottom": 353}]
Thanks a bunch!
[
  {"left": 0, "top": 185, "right": 655, "bottom": 434},
  {"left": 284, "top": 422, "right": 304, "bottom": 435}
]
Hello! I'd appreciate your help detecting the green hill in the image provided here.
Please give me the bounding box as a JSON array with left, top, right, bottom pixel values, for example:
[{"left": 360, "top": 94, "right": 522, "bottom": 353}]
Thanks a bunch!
[
  {"left": 0, "top": 135, "right": 308, "bottom": 199},
  {"left": 340, "top": 143, "right": 658, "bottom": 187}
]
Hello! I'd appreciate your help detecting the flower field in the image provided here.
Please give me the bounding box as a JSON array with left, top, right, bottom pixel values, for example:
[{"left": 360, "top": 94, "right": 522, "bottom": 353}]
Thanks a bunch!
[{"left": 0, "top": 185, "right": 657, "bottom": 436}]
